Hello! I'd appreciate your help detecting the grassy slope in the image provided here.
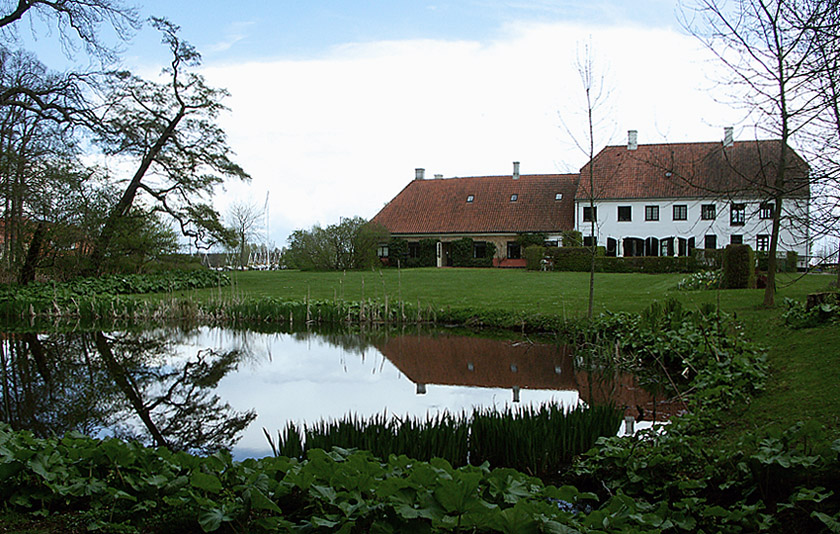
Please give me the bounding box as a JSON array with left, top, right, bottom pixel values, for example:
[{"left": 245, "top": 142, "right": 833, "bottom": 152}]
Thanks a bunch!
[{"left": 173, "top": 268, "right": 839, "bottom": 439}]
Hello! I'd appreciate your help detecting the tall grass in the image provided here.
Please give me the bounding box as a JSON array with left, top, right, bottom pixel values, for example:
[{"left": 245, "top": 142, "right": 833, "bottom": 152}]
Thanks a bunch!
[{"left": 265, "top": 402, "right": 622, "bottom": 479}]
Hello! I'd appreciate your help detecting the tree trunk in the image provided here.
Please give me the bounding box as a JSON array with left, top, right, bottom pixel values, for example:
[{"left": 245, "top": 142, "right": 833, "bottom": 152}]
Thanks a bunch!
[
  {"left": 18, "top": 221, "right": 45, "bottom": 285},
  {"left": 87, "top": 107, "right": 185, "bottom": 275}
]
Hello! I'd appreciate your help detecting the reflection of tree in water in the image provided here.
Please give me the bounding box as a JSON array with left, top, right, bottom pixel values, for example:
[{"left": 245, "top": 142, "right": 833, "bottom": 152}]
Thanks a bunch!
[
  {"left": 0, "top": 333, "right": 117, "bottom": 437},
  {"left": 0, "top": 331, "right": 255, "bottom": 454}
]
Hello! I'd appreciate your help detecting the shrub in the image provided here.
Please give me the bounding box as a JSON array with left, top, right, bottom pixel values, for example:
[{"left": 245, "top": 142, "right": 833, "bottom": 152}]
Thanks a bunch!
[
  {"left": 524, "top": 245, "right": 546, "bottom": 270},
  {"left": 722, "top": 244, "right": 755, "bottom": 289},
  {"left": 451, "top": 237, "right": 474, "bottom": 267},
  {"left": 387, "top": 238, "right": 408, "bottom": 267},
  {"left": 545, "top": 246, "right": 604, "bottom": 271},
  {"left": 755, "top": 250, "right": 797, "bottom": 273},
  {"left": 515, "top": 232, "right": 547, "bottom": 249},
  {"left": 417, "top": 238, "right": 437, "bottom": 267},
  {"left": 786, "top": 250, "right": 799, "bottom": 272},
  {"left": 561, "top": 230, "right": 583, "bottom": 247}
]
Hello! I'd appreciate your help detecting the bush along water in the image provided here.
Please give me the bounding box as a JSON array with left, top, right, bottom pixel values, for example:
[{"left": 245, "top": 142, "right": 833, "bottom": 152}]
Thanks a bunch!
[
  {"left": 565, "top": 299, "right": 840, "bottom": 533},
  {"left": 0, "top": 270, "right": 230, "bottom": 318}
]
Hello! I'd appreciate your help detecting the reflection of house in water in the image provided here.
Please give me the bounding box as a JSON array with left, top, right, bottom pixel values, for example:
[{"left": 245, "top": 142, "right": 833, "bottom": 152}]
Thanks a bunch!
[{"left": 374, "top": 334, "right": 685, "bottom": 422}]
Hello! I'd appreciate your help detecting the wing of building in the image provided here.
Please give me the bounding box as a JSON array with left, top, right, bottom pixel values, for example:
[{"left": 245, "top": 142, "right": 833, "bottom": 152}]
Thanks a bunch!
[
  {"left": 371, "top": 129, "right": 810, "bottom": 266},
  {"left": 371, "top": 165, "right": 579, "bottom": 267},
  {"left": 577, "top": 130, "right": 810, "bottom": 258}
]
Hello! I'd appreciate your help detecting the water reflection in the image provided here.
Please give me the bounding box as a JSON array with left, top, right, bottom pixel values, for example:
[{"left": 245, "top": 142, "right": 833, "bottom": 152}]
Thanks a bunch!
[
  {"left": 0, "top": 327, "right": 683, "bottom": 459},
  {"left": 0, "top": 330, "right": 255, "bottom": 454},
  {"left": 375, "top": 335, "right": 575, "bottom": 402}
]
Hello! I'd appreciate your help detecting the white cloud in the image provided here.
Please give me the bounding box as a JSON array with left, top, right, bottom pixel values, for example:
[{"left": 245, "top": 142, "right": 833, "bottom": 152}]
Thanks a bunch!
[{"left": 200, "top": 20, "right": 738, "bottom": 248}]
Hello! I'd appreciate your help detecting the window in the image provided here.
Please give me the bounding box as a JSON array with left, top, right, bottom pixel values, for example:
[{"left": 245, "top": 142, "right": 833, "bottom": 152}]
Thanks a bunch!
[
  {"left": 730, "top": 234, "right": 743, "bottom": 245},
  {"left": 756, "top": 234, "right": 770, "bottom": 252},
  {"left": 555, "top": 193, "right": 563, "bottom": 201},
  {"left": 583, "top": 236, "right": 597, "bottom": 247},
  {"left": 760, "top": 202, "right": 774, "bottom": 219},
  {"left": 583, "top": 206, "right": 597, "bottom": 222},
  {"left": 673, "top": 204, "right": 687, "bottom": 221},
  {"left": 645, "top": 205, "right": 659, "bottom": 221},
  {"left": 730, "top": 203, "right": 746, "bottom": 226},
  {"left": 617, "top": 206, "right": 632, "bottom": 222},
  {"left": 377, "top": 245, "right": 389, "bottom": 257},
  {"left": 506, "top": 242, "right": 521, "bottom": 259},
  {"left": 704, "top": 234, "right": 717, "bottom": 249},
  {"left": 701, "top": 204, "right": 716, "bottom": 220},
  {"left": 544, "top": 240, "right": 558, "bottom": 247},
  {"left": 408, "top": 242, "right": 419, "bottom": 258},
  {"left": 466, "top": 195, "right": 474, "bottom": 203},
  {"left": 473, "top": 241, "right": 487, "bottom": 258},
  {"left": 510, "top": 194, "right": 518, "bottom": 202}
]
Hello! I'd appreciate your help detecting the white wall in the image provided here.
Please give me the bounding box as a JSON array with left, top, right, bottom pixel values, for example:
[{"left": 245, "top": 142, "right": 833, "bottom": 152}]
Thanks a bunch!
[{"left": 575, "top": 197, "right": 810, "bottom": 258}]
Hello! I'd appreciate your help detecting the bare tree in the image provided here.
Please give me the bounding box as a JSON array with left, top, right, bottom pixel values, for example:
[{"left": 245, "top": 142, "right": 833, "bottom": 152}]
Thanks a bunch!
[
  {"left": 796, "top": 0, "right": 840, "bottom": 284},
  {"left": 0, "top": 0, "right": 140, "bottom": 63},
  {"left": 226, "top": 200, "right": 263, "bottom": 268},
  {"left": 561, "top": 40, "right": 613, "bottom": 319},
  {"left": 684, "top": 0, "right": 824, "bottom": 306}
]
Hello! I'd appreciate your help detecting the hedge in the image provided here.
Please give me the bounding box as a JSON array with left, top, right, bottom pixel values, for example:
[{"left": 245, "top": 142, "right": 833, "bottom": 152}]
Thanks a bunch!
[
  {"left": 722, "top": 244, "right": 756, "bottom": 289},
  {"left": 451, "top": 237, "right": 495, "bottom": 267},
  {"left": 387, "top": 238, "right": 436, "bottom": 268},
  {"left": 525, "top": 246, "right": 717, "bottom": 274},
  {"left": 756, "top": 250, "right": 800, "bottom": 273}
]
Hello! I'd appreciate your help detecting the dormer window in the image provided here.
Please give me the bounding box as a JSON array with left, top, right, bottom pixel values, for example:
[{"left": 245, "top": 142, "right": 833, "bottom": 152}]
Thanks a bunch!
[
  {"left": 510, "top": 194, "right": 518, "bottom": 202},
  {"left": 555, "top": 193, "right": 563, "bottom": 201},
  {"left": 466, "top": 195, "right": 474, "bottom": 203}
]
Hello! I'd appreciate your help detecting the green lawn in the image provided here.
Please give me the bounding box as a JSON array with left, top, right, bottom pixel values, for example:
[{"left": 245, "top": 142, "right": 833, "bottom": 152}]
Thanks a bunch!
[
  {"left": 197, "top": 267, "right": 829, "bottom": 317},
  {"left": 176, "top": 268, "right": 839, "bottom": 440}
]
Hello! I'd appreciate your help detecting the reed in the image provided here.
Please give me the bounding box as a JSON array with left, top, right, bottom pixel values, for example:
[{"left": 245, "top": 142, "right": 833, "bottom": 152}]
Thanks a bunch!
[{"left": 268, "top": 402, "right": 622, "bottom": 480}]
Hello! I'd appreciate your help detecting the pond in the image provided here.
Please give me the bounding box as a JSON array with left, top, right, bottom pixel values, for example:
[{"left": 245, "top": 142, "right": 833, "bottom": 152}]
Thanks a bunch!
[{"left": 0, "top": 326, "right": 680, "bottom": 460}]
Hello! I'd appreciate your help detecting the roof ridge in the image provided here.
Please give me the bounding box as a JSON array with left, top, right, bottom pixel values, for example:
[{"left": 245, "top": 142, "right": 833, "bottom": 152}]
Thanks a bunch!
[{"left": 601, "top": 138, "right": 782, "bottom": 150}]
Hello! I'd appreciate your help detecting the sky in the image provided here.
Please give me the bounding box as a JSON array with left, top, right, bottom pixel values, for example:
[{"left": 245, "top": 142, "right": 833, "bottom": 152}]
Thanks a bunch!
[{"left": 21, "top": 0, "right": 752, "bottom": 251}]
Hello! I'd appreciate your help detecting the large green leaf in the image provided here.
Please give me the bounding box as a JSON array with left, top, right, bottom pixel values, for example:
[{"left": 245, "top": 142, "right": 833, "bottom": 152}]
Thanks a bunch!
[
  {"left": 190, "top": 471, "right": 223, "bottom": 494},
  {"left": 198, "top": 508, "right": 231, "bottom": 532}
]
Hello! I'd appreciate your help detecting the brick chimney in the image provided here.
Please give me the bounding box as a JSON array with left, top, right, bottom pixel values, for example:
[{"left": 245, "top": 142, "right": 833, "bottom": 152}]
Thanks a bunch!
[{"left": 628, "top": 130, "right": 638, "bottom": 151}]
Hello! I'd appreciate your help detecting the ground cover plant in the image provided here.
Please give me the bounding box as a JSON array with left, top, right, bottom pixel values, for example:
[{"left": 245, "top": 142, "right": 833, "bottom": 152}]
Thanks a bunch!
[{"left": 0, "top": 270, "right": 229, "bottom": 307}]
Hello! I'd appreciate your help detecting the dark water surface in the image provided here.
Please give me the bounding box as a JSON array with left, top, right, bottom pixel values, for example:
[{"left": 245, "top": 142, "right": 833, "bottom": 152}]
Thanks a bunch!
[{"left": 0, "top": 326, "right": 675, "bottom": 459}]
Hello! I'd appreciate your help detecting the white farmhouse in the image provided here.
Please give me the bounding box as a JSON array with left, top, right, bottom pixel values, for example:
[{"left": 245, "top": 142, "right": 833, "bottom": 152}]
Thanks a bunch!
[{"left": 574, "top": 129, "right": 810, "bottom": 261}]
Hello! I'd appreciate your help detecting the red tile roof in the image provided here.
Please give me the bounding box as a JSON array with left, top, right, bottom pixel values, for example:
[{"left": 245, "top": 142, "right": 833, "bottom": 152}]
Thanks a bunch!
[
  {"left": 577, "top": 139, "right": 810, "bottom": 201},
  {"left": 372, "top": 174, "right": 579, "bottom": 235}
]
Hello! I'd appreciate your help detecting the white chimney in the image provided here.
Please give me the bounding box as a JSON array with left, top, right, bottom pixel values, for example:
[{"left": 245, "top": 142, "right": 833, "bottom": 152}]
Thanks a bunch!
[
  {"left": 628, "top": 130, "right": 638, "bottom": 151},
  {"left": 415, "top": 168, "right": 425, "bottom": 180},
  {"left": 723, "top": 127, "right": 734, "bottom": 147},
  {"left": 513, "top": 161, "right": 520, "bottom": 180},
  {"left": 434, "top": 174, "right": 443, "bottom": 179}
]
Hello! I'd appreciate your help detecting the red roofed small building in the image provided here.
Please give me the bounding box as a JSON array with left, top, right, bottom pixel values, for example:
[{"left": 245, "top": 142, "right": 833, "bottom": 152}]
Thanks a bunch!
[{"left": 371, "top": 164, "right": 579, "bottom": 267}]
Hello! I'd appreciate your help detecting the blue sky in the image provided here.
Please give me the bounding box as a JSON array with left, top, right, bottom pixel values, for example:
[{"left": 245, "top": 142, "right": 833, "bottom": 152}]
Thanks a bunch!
[
  {"left": 16, "top": 1, "right": 746, "bottom": 250},
  {"left": 126, "top": 1, "right": 684, "bottom": 64}
]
